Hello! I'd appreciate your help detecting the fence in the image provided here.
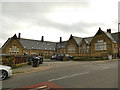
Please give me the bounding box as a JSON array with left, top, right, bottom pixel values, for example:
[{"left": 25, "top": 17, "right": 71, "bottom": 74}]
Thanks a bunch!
[
  {"left": 1, "top": 55, "right": 28, "bottom": 66},
  {"left": 14, "top": 55, "right": 28, "bottom": 64}
]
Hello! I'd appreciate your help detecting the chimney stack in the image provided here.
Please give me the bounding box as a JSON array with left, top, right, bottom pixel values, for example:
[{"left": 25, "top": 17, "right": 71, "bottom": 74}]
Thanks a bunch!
[
  {"left": 18, "top": 33, "right": 21, "bottom": 38},
  {"left": 41, "top": 36, "right": 44, "bottom": 41},
  {"left": 99, "top": 27, "right": 101, "bottom": 30},
  {"left": 107, "top": 29, "right": 111, "bottom": 33},
  {"left": 60, "top": 37, "right": 62, "bottom": 43}
]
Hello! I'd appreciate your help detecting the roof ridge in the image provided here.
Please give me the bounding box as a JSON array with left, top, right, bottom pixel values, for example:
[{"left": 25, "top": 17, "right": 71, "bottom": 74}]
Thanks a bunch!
[
  {"left": 73, "top": 36, "right": 82, "bottom": 38},
  {"left": 84, "top": 36, "right": 93, "bottom": 39},
  {"left": 20, "top": 38, "right": 58, "bottom": 43}
]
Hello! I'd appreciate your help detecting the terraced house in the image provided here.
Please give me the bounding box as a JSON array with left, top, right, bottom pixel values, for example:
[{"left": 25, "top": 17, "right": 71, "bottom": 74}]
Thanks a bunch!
[{"left": 1, "top": 27, "right": 120, "bottom": 58}]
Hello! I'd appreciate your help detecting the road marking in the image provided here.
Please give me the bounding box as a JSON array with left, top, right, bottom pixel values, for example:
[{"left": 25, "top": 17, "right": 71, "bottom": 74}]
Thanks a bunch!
[
  {"left": 36, "top": 86, "right": 47, "bottom": 89},
  {"left": 49, "top": 72, "right": 89, "bottom": 82},
  {"left": 29, "top": 86, "right": 47, "bottom": 90}
]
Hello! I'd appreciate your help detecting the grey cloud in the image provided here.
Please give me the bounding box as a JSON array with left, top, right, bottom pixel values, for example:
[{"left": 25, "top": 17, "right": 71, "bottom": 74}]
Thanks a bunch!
[
  {"left": 1, "top": 1, "right": 91, "bottom": 34},
  {"left": 2, "top": 2, "right": 89, "bottom": 14},
  {"left": 33, "top": 17, "right": 105, "bottom": 34}
]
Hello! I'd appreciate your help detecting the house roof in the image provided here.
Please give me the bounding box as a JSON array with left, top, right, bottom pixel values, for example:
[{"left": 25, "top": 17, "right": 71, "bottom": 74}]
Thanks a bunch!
[
  {"left": 56, "top": 41, "right": 68, "bottom": 49},
  {"left": 84, "top": 37, "right": 93, "bottom": 45},
  {"left": 72, "top": 36, "right": 93, "bottom": 46},
  {"left": 19, "top": 38, "right": 57, "bottom": 51},
  {"left": 111, "top": 32, "right": 120, "bottom": 43},
  {"left": 1, "top": 38, "right": 12, "bottom": 49},
  {"left": 103, "top": 31, "right": 117, "bottom": 43},
  {"left": 73, "top": 36, "right": 82, "bottom": 46}
]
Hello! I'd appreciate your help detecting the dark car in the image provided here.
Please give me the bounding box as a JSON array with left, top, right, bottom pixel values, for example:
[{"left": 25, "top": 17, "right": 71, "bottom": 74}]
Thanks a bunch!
[
  {"left": 37, "top": 55, "right": 43, "bottom": 64},
  {"left": 56, "top": 55, "right": 63, "bottom": 61}
]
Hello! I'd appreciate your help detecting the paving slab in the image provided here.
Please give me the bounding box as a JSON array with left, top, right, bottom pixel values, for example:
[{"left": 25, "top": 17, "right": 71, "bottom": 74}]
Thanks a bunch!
[{"left": 12, "top": 63, "right": 51, "bottom": 75}]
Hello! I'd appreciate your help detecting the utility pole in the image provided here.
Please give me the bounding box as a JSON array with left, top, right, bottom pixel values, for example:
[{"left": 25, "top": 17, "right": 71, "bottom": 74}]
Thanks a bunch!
[{"left": 118, "top": 23, "right": 120, "bottom": 58}]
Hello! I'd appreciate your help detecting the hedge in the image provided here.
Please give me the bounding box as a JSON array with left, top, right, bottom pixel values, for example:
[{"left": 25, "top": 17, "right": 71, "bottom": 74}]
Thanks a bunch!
[{"left": 73, "top": 57, "right": 108, "bottom": 61}]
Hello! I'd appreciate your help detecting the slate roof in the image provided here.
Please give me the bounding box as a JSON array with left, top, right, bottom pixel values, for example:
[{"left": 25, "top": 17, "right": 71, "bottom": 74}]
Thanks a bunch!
[
  {"left": 56, "top": 41, "right": 68, "bottom": 49},
  {"left": 73, "top": 36, "right": 82, "bottom": 46},
  {"left": 84, "top": 37, "right": 93, "bottom": 45},
  {"left": 72, "top": 36, "right": 93, "bottom": 46},
  {"left": 19, "top": 38, "right": 57, "bottom": 51},
  {"left": 103, "top": 31, "right": 117, "bottom": 43},
  {"left": 111, "top": 32, "right": 120, "bottom": 43}
]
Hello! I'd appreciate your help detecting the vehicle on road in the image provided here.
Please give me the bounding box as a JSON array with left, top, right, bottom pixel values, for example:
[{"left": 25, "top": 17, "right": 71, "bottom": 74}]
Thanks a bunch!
[
  {"left": 51, "top": 54, "right": 57, "bottom": 60},
  {"left": 0, "top": 65, "right": 12, "bottom": 80},
  {"left": 56, "top": 55, "right": 63, "bottom": 61},
  {"left": 37, "top": 55, "right": 43, "bottom": 64},
  {"left": 51, "top": 54, "right": 74, "bottom": 61}
]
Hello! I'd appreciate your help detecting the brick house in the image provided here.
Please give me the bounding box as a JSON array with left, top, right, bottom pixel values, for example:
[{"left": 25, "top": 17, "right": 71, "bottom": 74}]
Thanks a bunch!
[{"left": 1, "top": 27, "right": 120, "bottom": 58}]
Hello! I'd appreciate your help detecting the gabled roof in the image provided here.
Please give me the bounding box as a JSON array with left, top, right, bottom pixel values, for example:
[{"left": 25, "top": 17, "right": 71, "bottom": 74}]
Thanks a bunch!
[
  {"left": 84, "top": 37, "right": 93, "bottom": 45},
  {"left": 56, "top": 41, "right": 68, "bottom": 49},
  {"left": 73, "top": 36, "right": 82, "bottom": 46},
  {"left": 1, "top": 38, "right": 12, "bottom": 49},
  {"left": 103, "top": 31, "right": 117, "bottom": 43},
  {"left": 19, "top": 38, "right": 57, "bottom": 51},
  {"left": 111, "top": 32, "right": 120, "bottom": 43}
]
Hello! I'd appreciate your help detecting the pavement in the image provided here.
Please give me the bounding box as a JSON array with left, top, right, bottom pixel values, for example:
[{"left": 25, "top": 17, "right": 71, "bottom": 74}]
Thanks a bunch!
[{"left": 12, "top": 62, "right": 51, "bottom": 75}]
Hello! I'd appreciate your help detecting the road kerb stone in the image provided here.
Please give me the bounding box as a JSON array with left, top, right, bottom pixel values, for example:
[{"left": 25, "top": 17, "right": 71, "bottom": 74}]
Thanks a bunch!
[{"left": 13, "top": 65, "right": 51, "bottom": 75}]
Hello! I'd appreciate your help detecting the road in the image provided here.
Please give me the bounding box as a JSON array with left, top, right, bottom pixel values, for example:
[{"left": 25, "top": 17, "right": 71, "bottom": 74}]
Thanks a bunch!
[{"left": 3, "top": 60, "right": 118, "bottom": 89}]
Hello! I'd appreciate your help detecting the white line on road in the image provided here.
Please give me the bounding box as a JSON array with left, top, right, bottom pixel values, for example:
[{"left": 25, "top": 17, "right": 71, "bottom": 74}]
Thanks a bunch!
[
  {"left": 29, "top": 86, "right": 47, "bottom": 90},
  {"left": 36, "top": 86, "right": 47, "bottom": 89},
  {"left": 49, "top": 72, "right": 89, "bottom": 82}
]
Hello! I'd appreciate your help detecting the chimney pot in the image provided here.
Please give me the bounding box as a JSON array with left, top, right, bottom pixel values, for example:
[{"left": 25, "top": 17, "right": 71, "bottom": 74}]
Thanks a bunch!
[
  {"left": 99, "top": 27, "right": 101, "bottom": 30},
  {"left": 41, "top": 36, "right": 44, "bottom": 41},
  {"left": 107, "top": 29, "right": 111, "bottom": 33},
  {"left": 60, "top": 37, "right": 62, "bottom": 43},
  {"left": 18, "top": 33, "right": 21, "bottom": 38}
]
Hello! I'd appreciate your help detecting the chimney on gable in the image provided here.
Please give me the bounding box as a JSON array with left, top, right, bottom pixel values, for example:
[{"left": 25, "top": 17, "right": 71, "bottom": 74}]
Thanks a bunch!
[
  {"left": 99, "top": 27, "right": 101, "bottom": 30},
  {"left": 41, "top": 36, "right": 44, "bottom": 41},
  {"left": 60, "top": 37, "right": 62, "bottom": 43},
  {"left": 18, "top": 33, "right": 21, "bottom": 39},
  {"left": 107, "top": 29, "right": 111, "bottom": 33},
  {"left": 12, "top": 34, "right": 17, "bottom": 39}
]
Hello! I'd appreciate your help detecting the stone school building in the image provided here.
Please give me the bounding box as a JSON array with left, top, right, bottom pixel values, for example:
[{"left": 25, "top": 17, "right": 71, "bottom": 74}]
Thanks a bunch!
[{"left": 1, "top": 28, "right": 120, "bottom": 58}]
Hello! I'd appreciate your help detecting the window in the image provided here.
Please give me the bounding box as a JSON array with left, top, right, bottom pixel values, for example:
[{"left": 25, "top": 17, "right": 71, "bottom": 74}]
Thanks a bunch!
[
  {"left": 95, "top": 40, "right": 107, "bottom": 51},
  {"left": 82, "top": 45, "right": 86, "bottom": 53},
  {"left": 113, "top": 45, "right": 116, "bottom": 53},
  {"left": 12, "top": 46, "right": 16, "bottom": 53},
  {"left": 31, "top": 51, "right": 36, "bottom": 55},
  {"left": 45, "top": 52, "right": 48, "bottom": 56},
  {"left": 95, "top": 43, "right": 97, "bottom": 51},
  {"left": 17, "top": 48, "right": 19, "bottom": 53},
  {"left": 87, "top": 46, "right": 89, "bottom": 53},
  {"left": 50, "top": 52, "right": 53, "bottom": 56},
  {"left": 100, "top": 43, "right": 103, "bottom": 50},
  {"left": 104, "top": 42, "right": 106, "bottom": 50},
  {"left": 10, "top": 46, "right": 19, "bottom": 54},
  {"left": 68, "top": 44, "right": 75, "bottom": 53},
  {"left": 79, "top": 47, "right": 81, "bottom": 53}
]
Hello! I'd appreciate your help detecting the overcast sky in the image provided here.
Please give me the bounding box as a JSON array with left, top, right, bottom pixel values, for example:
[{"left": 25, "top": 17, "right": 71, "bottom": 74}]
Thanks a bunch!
[{"left": 0, "top": 0, "right": 119, "bottom": 47}]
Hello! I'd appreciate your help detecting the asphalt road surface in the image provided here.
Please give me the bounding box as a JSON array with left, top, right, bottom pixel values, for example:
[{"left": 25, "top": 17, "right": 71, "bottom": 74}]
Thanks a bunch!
[{"left": 2, "top": 60, "right": 118, "bottom": 89}]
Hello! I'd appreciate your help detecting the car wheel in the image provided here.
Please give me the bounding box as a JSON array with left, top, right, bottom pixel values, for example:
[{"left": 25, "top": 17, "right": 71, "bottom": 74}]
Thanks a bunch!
[{"left": 2, "top": 70, "right": 8, "bottom": 80}]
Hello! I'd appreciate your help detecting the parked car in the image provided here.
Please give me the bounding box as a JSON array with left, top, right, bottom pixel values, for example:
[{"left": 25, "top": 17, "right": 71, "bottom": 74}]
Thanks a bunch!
[
  {"left": 37, "top": 55, "right": 43, "bottom": 64},
  {"left": 0, "top": 65, "right": 12, "bottom": 80},
  {"left": 65, "top": 54, "right": 74, "bottom": 60},
  {"left": 56, "top": 55, "right": 63, "bottom": 61},
  {"left": 51, "top": 54, "right": 57, "bottom": 60}
]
